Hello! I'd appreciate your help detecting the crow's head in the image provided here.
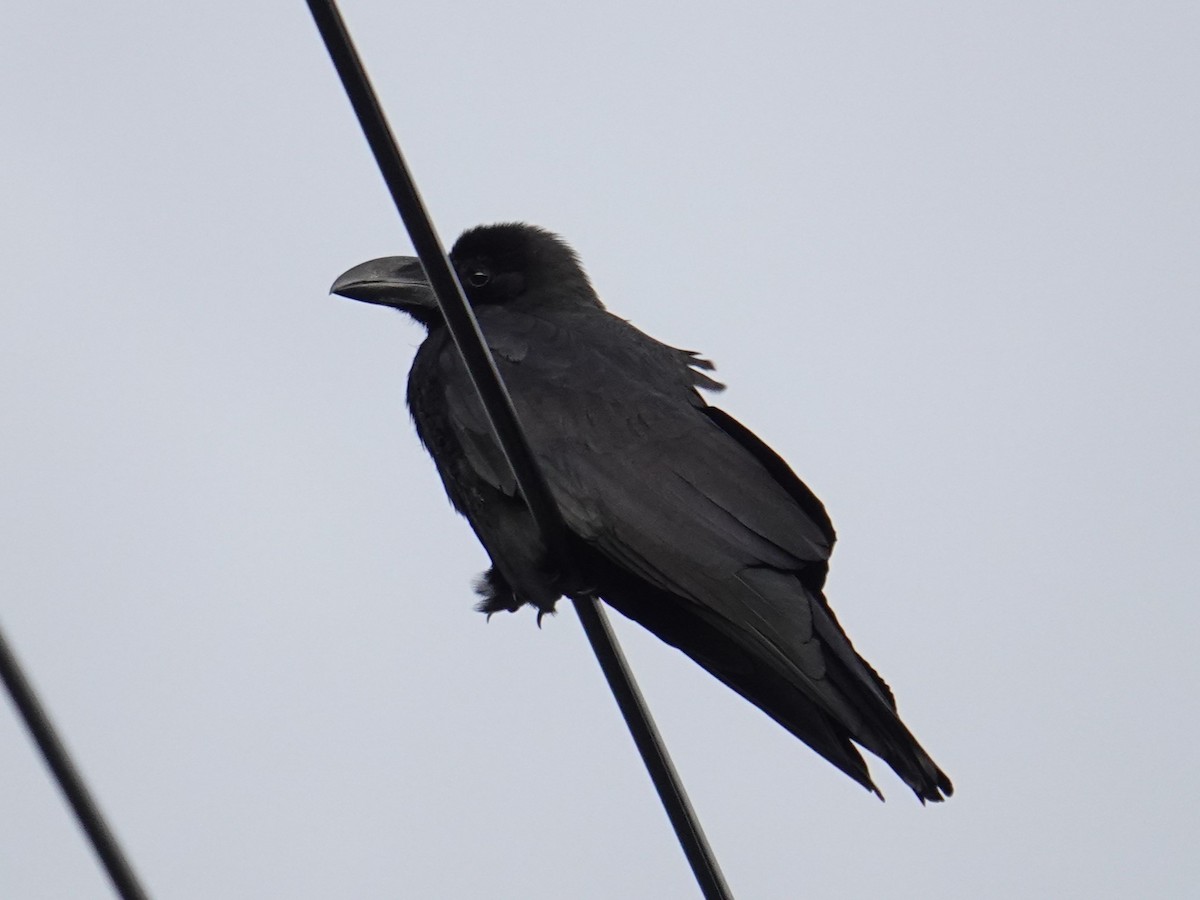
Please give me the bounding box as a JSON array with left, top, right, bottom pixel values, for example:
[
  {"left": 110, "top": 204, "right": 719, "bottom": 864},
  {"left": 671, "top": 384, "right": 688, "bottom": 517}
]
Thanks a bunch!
[{"left": 331, "top": 223, "right": 601, "bottom": 326}]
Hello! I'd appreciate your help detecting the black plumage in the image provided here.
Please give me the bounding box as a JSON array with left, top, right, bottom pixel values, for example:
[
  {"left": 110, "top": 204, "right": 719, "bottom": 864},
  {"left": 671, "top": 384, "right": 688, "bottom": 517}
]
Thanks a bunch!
[{"left": 332, "top": 223, "right": 952, "bottom": 802}]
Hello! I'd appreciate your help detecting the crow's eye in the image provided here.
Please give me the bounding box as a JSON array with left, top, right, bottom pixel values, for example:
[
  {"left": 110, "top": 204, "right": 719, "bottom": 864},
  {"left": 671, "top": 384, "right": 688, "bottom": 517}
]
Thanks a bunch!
[{"left": 466, "top": 269, "right": 491, "bottom": 288}]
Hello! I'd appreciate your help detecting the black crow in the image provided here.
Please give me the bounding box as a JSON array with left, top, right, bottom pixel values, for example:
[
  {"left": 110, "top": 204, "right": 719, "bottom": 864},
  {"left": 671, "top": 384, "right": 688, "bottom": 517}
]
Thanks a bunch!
[{"left": 332, "top": 223, "right": 952, "bottom": 802}]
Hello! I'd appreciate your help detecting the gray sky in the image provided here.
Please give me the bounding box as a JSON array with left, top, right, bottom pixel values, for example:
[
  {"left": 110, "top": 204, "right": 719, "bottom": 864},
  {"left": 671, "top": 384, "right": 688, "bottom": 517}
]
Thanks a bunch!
[{"left": 2, "top": 2, "right": 1197, "bottom": 897}]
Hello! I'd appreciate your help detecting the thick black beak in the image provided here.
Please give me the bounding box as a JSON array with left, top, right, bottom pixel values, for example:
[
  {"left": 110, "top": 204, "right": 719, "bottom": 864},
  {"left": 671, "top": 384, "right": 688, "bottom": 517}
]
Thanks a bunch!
[{"left": 330, "top": 256, "right": 436, "bottom": 310}]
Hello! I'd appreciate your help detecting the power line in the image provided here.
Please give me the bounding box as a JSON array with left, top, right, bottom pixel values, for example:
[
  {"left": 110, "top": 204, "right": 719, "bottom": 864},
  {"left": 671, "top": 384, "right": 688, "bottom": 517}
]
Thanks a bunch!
[
  {"left": 304, "top": 1, "right": 733, "bottom": 897},
  {"left": 0, "top": 623, "right": 151, "bottom": 900}
]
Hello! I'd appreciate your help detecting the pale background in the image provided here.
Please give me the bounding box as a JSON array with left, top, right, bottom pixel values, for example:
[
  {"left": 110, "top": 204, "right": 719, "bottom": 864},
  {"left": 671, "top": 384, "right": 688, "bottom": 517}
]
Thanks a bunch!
[{"left": 2, "top": 3, "right": 1197, "bottom": 898}]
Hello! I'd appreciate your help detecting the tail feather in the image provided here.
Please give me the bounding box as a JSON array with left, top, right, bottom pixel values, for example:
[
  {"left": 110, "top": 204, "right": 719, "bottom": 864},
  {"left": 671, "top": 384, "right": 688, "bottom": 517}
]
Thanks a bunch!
[
  {"left": 806, "top": 589, "right": 952, "bottom": 801},
  {"left": 595, "top": 576, "right": 885, "bottom": 797},
  {"left": 587, "top": 550, "right": 951, "bottom": 801}
]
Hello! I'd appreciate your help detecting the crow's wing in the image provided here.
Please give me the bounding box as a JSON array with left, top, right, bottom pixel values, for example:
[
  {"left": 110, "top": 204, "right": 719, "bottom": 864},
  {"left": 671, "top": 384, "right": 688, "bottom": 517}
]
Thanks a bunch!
[
  {"left": 424, "top": 308, "right": 850, "bottom": 693},
  {"left": 412, "top": 304, "right": 950, "bottom": 799}
]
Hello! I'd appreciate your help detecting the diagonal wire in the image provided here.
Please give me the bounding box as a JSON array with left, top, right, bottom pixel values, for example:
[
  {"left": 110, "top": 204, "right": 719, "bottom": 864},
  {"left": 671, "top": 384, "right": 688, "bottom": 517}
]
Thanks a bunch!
[
  {"left": 0, "top": 622, "right": 151, "bottom": 900},
  {"left": 304, "top": 2, "right": 733, "bottom": 897}
]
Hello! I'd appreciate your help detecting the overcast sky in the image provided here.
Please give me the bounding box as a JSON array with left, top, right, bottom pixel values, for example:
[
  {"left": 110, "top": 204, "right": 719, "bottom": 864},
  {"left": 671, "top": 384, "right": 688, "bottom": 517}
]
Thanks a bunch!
[{"left": 2, "top": 3, "right": 1197, "bottom": 898}]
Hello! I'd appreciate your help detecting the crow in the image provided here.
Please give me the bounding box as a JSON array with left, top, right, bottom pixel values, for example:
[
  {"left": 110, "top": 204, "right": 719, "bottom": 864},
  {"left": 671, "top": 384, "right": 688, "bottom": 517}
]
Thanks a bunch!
[{"left": 332, "top": 223, "right": 952, "bottom": 802}]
